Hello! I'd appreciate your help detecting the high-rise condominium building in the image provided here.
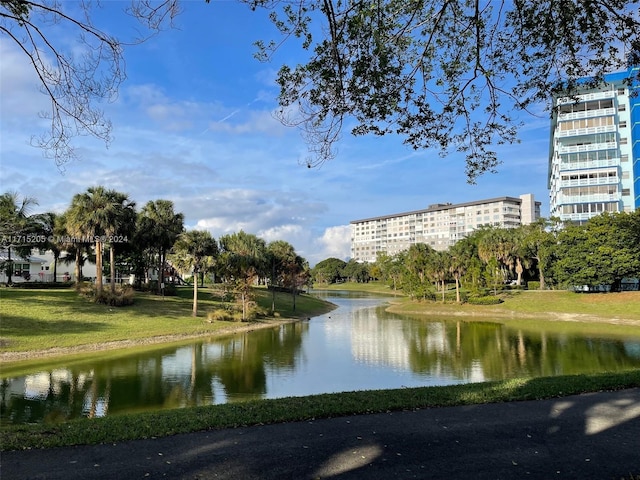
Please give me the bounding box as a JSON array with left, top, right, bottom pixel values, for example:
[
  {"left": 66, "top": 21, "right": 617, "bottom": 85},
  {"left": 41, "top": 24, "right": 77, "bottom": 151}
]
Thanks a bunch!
[
  {"left": 350, "top": 194, "right": 541, "bottom": 263},
  {"left": 548, "top": 65, "right": 639, "bottom": 224}
]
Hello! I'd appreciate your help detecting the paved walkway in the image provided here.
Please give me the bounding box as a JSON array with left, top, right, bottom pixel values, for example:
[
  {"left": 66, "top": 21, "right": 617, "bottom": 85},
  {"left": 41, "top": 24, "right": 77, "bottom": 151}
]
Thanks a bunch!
[{"left": 3, "top": 388, "right": 640, "bottom": 479}]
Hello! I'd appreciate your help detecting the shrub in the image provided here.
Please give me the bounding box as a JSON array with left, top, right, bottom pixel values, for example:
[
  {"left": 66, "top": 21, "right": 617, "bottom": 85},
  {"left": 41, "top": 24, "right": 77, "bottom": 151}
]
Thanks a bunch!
[
  {"left": 207, "top": 308, "right": 242, "bottom": 322},
  {"left": 527, "top": 281, "right": 540, "bottom": 290},
  {"left": 466, "top": 295, "right": 503, "bottom": 305},
  {"left": 207, "top": 302, "right": 269, "bottom": 322},
  {"left": 80, "top": 284, "right": 135, "bottom": 306},
  {"left": 135, "top": 281, "right": 178, "bottom": 296}
]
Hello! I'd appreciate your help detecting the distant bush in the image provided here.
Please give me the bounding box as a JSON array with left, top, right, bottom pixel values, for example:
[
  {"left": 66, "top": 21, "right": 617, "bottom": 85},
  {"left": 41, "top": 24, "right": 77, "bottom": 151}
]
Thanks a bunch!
[
  {"left": 527, "top": 281, "right": 541, "bottom": 290},
  {"left": 135, "top": 281, "right": 178, "bottom": 296},
  {"left": 80, "top": 284, "right": 135, "bottom": 306},
  {"left": 466, "top": 295, "right": 503, "bottom": 305}
]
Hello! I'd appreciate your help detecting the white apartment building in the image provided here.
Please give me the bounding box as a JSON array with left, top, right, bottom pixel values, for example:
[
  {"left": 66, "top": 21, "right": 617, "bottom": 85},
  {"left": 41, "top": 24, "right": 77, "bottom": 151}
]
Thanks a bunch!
[
  {"left": 350, "top": 194, "right": 541, "bottom": 263},
  {"left": 548, "top": 65, "right": 640, "bottom": 223}
]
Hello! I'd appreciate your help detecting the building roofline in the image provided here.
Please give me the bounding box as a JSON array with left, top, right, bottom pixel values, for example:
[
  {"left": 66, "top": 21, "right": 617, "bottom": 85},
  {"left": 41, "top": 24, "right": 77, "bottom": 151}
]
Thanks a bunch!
[{"left": 350, "top": 196, "right": 537, "bottom": 224}]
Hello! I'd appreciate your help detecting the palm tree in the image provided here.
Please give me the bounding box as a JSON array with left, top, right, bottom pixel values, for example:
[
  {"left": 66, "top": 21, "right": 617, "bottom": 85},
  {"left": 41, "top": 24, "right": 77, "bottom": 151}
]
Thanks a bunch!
[
  {"left": 0, "top": 192, "right": 38, "bottom": 285},
  {"left": 219, "top": 231, "right": 267, "bottom": 321},
  {"left": 478, "top": 226, "right": 517, "bottom": 293},
  {"left": 449, "top": 238, "right": 475, "bottom": 303},
  {"left": 429, "top": 250, "right": 450, "bottom": 303},
  {"left": 138, "top": 200, "right": 184, "bottom": 294},
  {"left": 66, "top": 186, "right": 125, "bottom": 293},
  {"left": 266, "top": 240, "right": 297, "bottom": 313},
  {"left": 103, "top": 191, "right": 136, "bottom": 292},
  {"left": 172, "top": 230, "right": 218, "bottom": 317}
]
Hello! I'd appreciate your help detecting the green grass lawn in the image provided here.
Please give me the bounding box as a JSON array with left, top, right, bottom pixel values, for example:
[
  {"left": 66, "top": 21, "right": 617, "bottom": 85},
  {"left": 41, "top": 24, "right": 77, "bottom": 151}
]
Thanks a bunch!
[
  {"left": 0, "top": 286, "right": 334, "bottom": 355},
  {"left": 330, "top": 281, "right": 640, "bottom": 320}
]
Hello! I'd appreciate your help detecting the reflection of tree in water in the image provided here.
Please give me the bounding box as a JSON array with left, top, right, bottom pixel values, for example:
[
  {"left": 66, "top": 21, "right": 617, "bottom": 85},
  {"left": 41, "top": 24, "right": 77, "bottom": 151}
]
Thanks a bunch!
[
  {"left": 400, "top": 318, "right": 640, "bottom": 381},
  {"left": 213, "top": 322, "right": 308, "bottom": 398}
]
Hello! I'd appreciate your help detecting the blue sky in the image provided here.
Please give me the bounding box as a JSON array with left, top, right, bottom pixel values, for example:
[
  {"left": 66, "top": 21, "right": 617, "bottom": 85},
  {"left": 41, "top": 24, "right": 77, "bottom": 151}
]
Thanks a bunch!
[{"left": 0, "top": 1, "right": 551, "bottom": 266}]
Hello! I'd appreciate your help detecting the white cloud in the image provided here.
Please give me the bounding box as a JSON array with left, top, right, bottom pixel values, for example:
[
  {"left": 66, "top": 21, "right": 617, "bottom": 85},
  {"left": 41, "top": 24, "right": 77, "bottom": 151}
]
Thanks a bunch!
[{"left": 317, "top": 225, "right": 351, "bottom": 261}]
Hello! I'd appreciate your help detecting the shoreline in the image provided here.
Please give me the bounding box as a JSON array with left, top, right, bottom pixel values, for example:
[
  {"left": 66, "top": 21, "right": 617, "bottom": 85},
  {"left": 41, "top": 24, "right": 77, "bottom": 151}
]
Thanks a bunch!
[
  {"left": 0, "top": 316, "right": 301, "bottom": 364},
  {"left": 385, "top": 303, "right": 640, "bottom": 327}
]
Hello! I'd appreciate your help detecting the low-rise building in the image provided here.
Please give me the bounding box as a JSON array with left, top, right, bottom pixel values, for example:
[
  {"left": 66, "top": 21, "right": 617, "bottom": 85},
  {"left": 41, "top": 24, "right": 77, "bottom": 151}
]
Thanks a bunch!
[{"left": 350, "top": 194, "right": 541, "bottom": 262}]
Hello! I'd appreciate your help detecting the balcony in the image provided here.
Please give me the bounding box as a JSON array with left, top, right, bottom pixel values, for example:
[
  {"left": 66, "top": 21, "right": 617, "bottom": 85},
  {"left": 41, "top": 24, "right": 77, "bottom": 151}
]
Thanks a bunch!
[
  {"left": 557, "top": 141, "right": 617, "bottom": 154},
  {"left": 557, "top": 107, "right": 616, "bottom": 121},
  {"left": 555, "top": 124, "right": 616, "bottom": 138},
  {"left": 559, "top": 176, "right": 619, "bottom": 188},
  {"left": 559, "top": 158, "right": 619, "bottom": 170},
  {"left": 560, "top": 193, "right": 620, "bottom": 203},
  {"left": 557, "top": 91, "right": 615, "bottom": 105}
]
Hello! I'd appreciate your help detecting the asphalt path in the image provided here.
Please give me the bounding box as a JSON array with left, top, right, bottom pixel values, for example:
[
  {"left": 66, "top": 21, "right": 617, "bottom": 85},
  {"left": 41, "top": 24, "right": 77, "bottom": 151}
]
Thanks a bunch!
[{"left": 2, "top": 388, "right": 639, "bottom": 480}]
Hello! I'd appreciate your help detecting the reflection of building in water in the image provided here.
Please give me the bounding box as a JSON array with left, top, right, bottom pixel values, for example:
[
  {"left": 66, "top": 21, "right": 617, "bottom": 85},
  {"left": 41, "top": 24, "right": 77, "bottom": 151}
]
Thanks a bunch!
[
  {"left": 350, "top": 311, "right": 488, "bottom": 382},
  {"left": 22, "top": 369, "right": 90, "bottom": 398},
  {"left": 349, "top": 308, "right": 423, "bottom": 370}
]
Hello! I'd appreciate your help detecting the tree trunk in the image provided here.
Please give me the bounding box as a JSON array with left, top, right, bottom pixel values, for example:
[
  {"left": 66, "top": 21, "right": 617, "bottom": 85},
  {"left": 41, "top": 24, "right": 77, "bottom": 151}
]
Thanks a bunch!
[
  {"left": 271, "top": 288, "right": 276, "bottom": 315},
  {"left": 441, "top": 280, "right": 445, "bottom": 303},
  {"left": 110, "top": 245, "right": 116, "bottom": 292},
  {"left": 53, "top": 253, "right": 58, "bottom": 283},
  {"left": 158, "top": 248, "right": 164, "bottom": 295},
  {"left": 539, "top": 269, "right": 546, "bottom": 290},
  {"left": 241, "top": 291, "right": 246, "bottom": 321},
  {"left": 6, "top": 246, "right": 12, "bottom": 285},
  {"left": 192, "top": 271, "right": 198, "bottom": 317},
  {"left": 292, "top": 288, "right": 297, "bottom": 312},
  {"left": 95, "top": 240, "right": 103, "bottom": 292},
  {"left": 75, "top": 249, "right": 82, "bottom": 284},
  {"left": 455, "top": 277, "right": 460, "bottom": 303},
  {"left": 515, "top": 259, "right": 523, "bottom": 286}
]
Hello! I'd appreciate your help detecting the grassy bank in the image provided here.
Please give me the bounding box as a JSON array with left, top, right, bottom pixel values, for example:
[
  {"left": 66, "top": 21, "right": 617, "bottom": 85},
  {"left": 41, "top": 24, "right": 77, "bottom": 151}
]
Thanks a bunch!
[
  {"left": 317, "top": 281, "right": 640, "bottom": 321},
  {"left": 2, "top": 369, "right": 639, "bottom": 451},
  {"left": 388, "top": 289, "right": 640, "bottom": 321},
  {"left": 0, "top": 286, "right": 335, "bottom": 361}
]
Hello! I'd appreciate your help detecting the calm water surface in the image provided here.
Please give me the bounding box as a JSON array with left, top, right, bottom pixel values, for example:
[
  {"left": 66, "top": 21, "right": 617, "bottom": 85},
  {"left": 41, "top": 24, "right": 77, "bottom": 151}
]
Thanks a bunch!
[{"left": 2, "top": 290, "right": 640, "bottom": 424}]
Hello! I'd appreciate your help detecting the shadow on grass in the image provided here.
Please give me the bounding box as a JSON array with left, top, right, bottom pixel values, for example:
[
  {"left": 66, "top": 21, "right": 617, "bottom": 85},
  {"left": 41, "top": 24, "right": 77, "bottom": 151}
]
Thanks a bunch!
[{"left": 0, "top": 313, "right": 109, "bottom": 337}]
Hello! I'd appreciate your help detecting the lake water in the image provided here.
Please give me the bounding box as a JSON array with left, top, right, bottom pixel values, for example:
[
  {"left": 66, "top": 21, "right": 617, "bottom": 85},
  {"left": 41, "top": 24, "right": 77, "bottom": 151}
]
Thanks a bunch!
[{"left": 2, "top": 290, "right": 640, "bottom": 424}]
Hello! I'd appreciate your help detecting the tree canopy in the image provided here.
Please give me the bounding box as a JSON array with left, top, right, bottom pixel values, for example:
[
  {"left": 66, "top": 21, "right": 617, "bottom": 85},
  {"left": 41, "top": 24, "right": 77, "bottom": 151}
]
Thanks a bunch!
[
  {"left": 250, "top": 0, "right": 640, "bottom": 180},
  {"left": 3, "top": 0, "right": 638, "bottom": 179}
]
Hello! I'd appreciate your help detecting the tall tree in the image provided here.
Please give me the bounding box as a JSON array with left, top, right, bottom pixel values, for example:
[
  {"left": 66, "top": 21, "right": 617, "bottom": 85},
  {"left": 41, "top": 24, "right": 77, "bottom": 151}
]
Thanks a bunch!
[
  {"left": 66, "top": 186, "right": 125, "bottom": 293},
  {"left": 219, "top": 231, "right": 267, "bottom": 321},
  {"left": 138, "top": 200, "right": 184, "bottom": 294},
  {"left": 172, "top": 229, "right": 218, "bottom": 317},
  {"left": 311, "top": 257, "right": 346, "bottom": 284},
  {"left": 449, "top": 238, "right": 475, "bottom": 303},
  {"left": 266, "top": 240, "right": 297, "bottom": 314},
  {"left": 104, "top": 191, "right": 136, "bottom": 292},
  {"left": 520, "top": 218, "right": 561, "bottom": 290},
  {"left": 403, "top": 243, "right": 435, "bottom": 300}
]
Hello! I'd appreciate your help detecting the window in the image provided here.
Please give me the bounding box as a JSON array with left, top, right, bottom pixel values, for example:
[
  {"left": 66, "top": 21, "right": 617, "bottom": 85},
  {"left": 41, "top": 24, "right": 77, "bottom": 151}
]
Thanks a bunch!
[
  {"left": 622, "top": 171, "right": 630, "bottom": 179},
  {"left": 618, "top": 104, "right": 626, "bottom": 111},
  {"left": 621, "top": 154, "right": 629, "bottom": 162},
  {"left": 620, "top": 137, "right": 628, "bottom": 145},
  {"left": 619, "top": 121, "right": 627, "bottom": 128},
  {"left": 617, "top": 88, "right": 626, "bottom": 95},
  {"left": 622, "top": 189, "right": 630, "bottom": 196}
]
